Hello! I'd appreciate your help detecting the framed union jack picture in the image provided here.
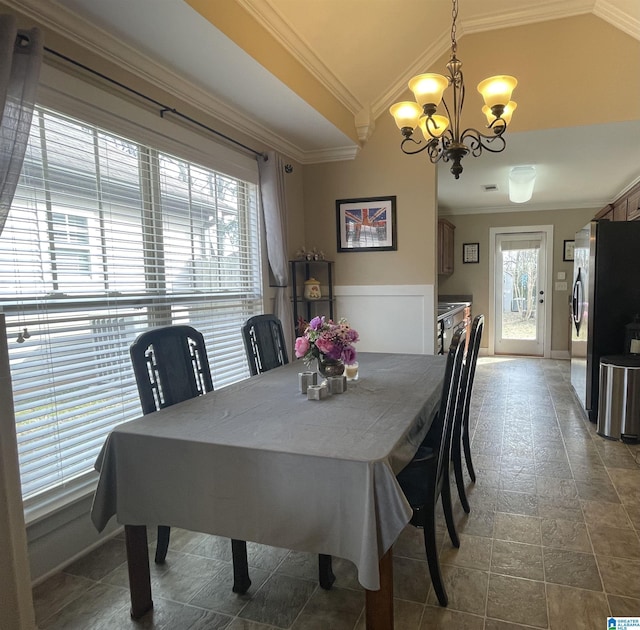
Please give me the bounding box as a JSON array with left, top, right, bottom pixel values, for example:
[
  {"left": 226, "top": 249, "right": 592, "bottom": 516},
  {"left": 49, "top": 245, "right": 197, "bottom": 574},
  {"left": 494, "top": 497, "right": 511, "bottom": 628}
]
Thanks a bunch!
[{"left": 335, "top": 196, "right": 397, "bottom": 252}]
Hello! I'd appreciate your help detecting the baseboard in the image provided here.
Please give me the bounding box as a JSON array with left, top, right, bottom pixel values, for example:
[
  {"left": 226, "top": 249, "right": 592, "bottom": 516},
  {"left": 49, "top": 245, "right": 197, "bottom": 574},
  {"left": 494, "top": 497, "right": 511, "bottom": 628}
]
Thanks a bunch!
[{"left": 478, "top": 348, "right": 570, "bottom": 359}]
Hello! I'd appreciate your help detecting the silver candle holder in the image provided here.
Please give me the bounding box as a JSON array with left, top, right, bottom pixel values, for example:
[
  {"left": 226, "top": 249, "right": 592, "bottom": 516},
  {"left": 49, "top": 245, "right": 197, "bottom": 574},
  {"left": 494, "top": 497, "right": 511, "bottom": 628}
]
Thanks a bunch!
[
  {"left": 298, "top": 371, "right": 317, "bottom": 394},
  {"left": 327, "top": 375, "right": 346, "bottom": 394},
  {"left": 307, "top": 383, "right": 328, "bottom": 400}
]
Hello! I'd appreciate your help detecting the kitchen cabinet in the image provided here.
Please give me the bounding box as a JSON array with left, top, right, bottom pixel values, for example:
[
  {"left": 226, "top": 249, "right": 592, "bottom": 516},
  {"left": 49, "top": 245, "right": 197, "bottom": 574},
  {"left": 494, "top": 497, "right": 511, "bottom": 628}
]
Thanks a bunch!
[
  {"left": 595, "top": 181, "right": 640, "bottom": 222},
  {"left": 628, "top": 188, "right": 640, "bottom": 221},
  {"left": 438, "top": 218, "right": 455, "bottom": 275},
  {"left": 613, "top": 197, "right": 628, "bottom": 221},
  {"left": 290, "top": 259, "right": 335, "bottom": 331},
  {"left": 594, "top": 204, "right": 613, "bottom": 221}
]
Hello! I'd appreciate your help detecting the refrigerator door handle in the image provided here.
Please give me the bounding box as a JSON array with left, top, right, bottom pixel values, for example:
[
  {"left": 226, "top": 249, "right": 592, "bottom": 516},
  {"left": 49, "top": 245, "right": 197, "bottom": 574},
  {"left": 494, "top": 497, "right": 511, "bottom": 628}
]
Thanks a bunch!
[{"left": 572, "top": 270, "right": 583, "bottom": 334}]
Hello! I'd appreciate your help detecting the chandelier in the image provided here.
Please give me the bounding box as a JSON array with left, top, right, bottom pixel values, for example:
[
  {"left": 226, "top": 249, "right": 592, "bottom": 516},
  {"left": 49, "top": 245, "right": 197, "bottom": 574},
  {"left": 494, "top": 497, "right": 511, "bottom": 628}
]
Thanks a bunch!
[{"left": 389, "top": 0, "right": 518, "bottom": 179}]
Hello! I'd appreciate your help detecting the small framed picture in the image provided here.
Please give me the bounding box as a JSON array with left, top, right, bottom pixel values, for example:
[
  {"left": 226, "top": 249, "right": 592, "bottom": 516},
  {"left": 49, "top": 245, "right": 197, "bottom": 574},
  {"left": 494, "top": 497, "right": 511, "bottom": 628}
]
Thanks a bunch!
[
  {"left": 563, "top": 240, "right": 575, "bottom": 262},
  {"left": 463, "top": 242, "right": 479, "bottom": 264},
  {"left": 336, "top": 196, "right": 397, "bottom": 252}
]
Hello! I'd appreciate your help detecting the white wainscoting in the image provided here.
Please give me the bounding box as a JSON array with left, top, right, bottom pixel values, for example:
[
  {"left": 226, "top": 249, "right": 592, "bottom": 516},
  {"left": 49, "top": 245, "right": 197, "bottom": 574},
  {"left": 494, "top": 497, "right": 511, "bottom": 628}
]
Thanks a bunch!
[{"left": 334, "top": 285, "right": 436, "bottom": 355}]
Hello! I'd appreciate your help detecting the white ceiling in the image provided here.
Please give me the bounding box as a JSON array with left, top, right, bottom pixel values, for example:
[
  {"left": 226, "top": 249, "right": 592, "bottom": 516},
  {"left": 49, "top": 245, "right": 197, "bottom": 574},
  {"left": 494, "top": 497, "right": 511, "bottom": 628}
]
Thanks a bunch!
[{"left": 14, "top": 0, "right": 640, "bottom": 214}]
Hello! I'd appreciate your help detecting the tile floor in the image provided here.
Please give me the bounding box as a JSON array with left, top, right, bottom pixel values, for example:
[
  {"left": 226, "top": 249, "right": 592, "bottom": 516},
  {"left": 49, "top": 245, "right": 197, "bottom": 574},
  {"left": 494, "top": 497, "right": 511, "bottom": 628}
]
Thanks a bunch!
[{"left": 32, "top": 357, "right": 640, "bottom": 629}]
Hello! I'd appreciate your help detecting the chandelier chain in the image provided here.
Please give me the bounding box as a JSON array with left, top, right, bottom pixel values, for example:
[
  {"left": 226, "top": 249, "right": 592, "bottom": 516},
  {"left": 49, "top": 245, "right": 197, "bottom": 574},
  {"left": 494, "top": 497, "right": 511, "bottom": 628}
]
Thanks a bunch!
[{"left": 450, "top": 0, "right": 458, "bottom": 55}]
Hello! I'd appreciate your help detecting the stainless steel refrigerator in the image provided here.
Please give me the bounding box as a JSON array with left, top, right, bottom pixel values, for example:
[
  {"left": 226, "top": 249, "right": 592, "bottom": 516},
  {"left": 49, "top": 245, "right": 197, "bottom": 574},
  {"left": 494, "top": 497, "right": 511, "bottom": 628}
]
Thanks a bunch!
[{"left": 570, "top": 220, "right": 640, "bottom": 422}]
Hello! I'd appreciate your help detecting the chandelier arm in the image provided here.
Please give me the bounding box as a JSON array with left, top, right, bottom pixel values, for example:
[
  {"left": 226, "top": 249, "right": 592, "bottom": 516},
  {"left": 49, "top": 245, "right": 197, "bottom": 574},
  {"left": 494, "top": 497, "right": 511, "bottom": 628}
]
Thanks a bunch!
[
  {"left": 428, "top": 129, "right": 456, "bottom": 163},
  {"left": 426, "top": 141, "right": 444, "bottom": 164},
  {"left": 399, "top": 136, "right": 435, "bottom": 156},
  {"left": 460, "top": 128, "right": 507, "bottom": 154}
]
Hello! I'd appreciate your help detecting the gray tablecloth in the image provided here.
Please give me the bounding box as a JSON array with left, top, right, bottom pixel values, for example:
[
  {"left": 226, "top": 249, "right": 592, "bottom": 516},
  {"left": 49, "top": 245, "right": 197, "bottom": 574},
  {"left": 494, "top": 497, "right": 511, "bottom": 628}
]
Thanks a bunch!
[{"left": 91, "top": 352, "right": 445, "bottom": 590}]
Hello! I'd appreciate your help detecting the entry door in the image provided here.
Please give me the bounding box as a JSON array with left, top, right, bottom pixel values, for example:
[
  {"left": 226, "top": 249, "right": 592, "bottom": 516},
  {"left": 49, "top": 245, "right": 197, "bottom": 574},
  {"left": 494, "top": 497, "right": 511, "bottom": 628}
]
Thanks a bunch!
[{"left": 494, "top": 232, "right": 547, "bottom": 356}]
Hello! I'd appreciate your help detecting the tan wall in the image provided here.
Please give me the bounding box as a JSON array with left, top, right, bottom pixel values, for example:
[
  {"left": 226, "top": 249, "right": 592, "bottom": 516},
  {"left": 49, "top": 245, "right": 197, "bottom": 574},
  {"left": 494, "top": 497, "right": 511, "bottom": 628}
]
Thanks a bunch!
[
  {"left": 413, "top": 15, "right": 640, "bottom": 134},
  {"left": 301, "top": 112, "right": 437, "bottom": 287},
  {"left": 438, "top": 207, "right": 597, "bottom": 354}
]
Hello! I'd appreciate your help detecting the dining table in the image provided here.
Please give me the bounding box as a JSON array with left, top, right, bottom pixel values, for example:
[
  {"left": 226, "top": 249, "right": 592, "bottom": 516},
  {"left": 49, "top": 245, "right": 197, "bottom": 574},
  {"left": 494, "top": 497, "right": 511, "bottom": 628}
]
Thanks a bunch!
[{"left": 90, "top": 351, "right": 446, "bottom": 630}]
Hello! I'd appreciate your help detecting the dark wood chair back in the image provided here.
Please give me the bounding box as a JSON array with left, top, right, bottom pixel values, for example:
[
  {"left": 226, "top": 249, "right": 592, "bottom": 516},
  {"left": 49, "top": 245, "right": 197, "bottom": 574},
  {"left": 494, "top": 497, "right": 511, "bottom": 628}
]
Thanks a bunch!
[
  {"left": 460, "top": 314, "right": 484, "bottom": 422},
  {"left": 129, "top": 325, "right": 213, "bottom": 414},
  {"left": 242, "top": 314, "right": 289, "bottom": 376},
  {"left": 433, "top": 327, "right": 468, "bottom": 492}
]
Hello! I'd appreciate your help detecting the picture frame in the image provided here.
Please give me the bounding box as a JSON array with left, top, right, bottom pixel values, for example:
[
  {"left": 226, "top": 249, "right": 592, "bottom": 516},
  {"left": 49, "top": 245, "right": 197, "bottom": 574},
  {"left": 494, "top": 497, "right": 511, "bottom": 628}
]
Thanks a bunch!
[
  {"left": 336, "top": 196, "right": 397, "bottom": 252},
  {"left": 463, "top": 242, "right": 480, "bottom": 264},
  {"left": 563, "top": 239, "right": 575, "bottom": 262}
]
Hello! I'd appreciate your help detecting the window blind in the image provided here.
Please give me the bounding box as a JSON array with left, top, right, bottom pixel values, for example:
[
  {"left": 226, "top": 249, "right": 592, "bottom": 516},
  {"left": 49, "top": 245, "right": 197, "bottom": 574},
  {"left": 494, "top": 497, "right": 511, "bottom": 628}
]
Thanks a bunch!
[{"left": 0, "top": 106, "right": 262, "bottom": 505}]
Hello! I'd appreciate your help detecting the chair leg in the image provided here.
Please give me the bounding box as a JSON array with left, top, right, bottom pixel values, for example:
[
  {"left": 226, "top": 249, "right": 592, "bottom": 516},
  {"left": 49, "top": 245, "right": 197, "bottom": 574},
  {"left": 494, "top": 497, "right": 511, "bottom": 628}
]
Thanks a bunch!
[
  {"left": 154, "top": 525, "right": 171, "bottom": 563},
  {"left": 441, "top": 479, "right": 460, "bottom": 549},
  {"left": 318, "top": 554, "right": 335, "bottom": 590},
  {"left": 423, "top": 517, "right": 448, "bottom": 607},
  {"left": 231, "top": 539, "right": 251, "bottom": 594},
  {"left": 462, "top": 420, "right": 476, "bottom": 483}
]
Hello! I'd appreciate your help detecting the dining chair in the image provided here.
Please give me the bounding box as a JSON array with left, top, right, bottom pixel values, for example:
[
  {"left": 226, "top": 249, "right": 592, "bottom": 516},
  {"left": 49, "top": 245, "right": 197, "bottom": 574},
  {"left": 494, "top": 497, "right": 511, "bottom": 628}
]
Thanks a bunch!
[
  {"left": 396, "top": 327, "right": 466, "bottom": 607},
  {"left": 242, "top": 314, "right": 289, "bottom": 376},
  {"left": 129, "top": 324, "right": 252, "bottom": 594},
  {"left": 451, "top": 314, "right": 484, "bottom": 513},
  {"left": 240, "top": 315, "right": 335, "bottom": 590}
]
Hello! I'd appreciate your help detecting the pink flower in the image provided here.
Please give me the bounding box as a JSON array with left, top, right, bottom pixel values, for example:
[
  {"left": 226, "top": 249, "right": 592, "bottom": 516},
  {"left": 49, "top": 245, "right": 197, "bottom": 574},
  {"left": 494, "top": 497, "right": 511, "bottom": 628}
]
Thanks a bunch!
[
  {"left": 315, "top": 337, "right": 335, "bottom": 356},
  {"left": 295, "top": 336, "right": 310, "bottom": 358},
  {"left": 295, "top": 316, "right": 359, "bottom": 366}
]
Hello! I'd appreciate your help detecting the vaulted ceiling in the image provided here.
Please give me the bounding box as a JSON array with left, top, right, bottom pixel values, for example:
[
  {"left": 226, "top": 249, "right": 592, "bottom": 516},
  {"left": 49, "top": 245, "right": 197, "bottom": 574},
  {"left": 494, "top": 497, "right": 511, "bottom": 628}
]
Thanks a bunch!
[{"left": 7, "top": 0, "right": 640, "bottom": 213}]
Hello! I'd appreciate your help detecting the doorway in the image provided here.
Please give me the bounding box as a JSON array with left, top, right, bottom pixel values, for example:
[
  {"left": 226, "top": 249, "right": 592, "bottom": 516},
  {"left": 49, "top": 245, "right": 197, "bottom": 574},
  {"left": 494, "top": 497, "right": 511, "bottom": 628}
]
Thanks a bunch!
[{"left": 489, "top": 226, "right": 553, "bottom": 357}]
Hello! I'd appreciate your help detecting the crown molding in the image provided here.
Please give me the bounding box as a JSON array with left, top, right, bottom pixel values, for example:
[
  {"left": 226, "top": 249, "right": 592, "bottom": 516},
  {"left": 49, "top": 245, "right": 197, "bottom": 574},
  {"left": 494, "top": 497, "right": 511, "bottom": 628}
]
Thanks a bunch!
[
  {"left": 372, "top": 4, "right": 593, "bottom": 120},
  {"left": 440, "top": 201, "right": 603, "bottom": 216},
  {"left": 372, "top": 32, "right": 450, "bottom": 120},
  {"left": 6, "top": 0, "right": 324, "bottom": 163},
  {"left": 299, "top": 145, "right": 360, "bottom": 165},
  {"left": 238, "top": 0, "right": 362, "bottom": 115},
  {"left": 375, "top": 1, "right": 639, "bottom": 122},
  {"left": 594, "top": 0, "right": 640, "bottom": 40},
  {"left": 461, "top": 1, "right": 594, "bottom": 35}
]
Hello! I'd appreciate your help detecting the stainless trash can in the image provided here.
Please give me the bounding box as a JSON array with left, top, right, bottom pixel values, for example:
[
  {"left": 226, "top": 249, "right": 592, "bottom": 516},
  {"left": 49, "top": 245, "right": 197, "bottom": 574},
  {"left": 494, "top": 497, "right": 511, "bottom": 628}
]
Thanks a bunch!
[{"left": 597, "top": 355, "right": 640, "bottom": 441}]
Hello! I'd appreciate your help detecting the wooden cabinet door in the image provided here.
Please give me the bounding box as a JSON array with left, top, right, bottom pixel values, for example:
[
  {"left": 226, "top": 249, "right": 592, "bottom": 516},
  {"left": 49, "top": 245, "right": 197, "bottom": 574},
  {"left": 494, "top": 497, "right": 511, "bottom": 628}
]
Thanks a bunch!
[
  {"left": 438, "top": 219, "right": 455, "bottom": 275},
  {"left": 613, "top": 198, "right": 628, "bottom": 221},
  {"left": 627, "top": 189, "right": 640, "bottom": 221}
]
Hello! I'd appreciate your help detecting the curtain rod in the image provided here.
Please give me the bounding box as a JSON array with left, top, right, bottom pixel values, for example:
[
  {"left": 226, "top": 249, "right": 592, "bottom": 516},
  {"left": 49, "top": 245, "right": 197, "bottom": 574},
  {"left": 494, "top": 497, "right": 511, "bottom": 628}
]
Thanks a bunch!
[{"left": 40, "top": 43, "right": 268, "bottom": 161}]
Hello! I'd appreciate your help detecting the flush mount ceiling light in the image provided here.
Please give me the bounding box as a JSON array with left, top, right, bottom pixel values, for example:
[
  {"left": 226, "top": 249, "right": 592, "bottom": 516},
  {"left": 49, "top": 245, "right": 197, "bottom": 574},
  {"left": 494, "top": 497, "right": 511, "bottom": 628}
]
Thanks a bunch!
[
  {"left": 508, "top": 166, "right": 537, "bottom": 203},
  {"left": 389, "top": 0, "right": 518, "bottom": 179}
]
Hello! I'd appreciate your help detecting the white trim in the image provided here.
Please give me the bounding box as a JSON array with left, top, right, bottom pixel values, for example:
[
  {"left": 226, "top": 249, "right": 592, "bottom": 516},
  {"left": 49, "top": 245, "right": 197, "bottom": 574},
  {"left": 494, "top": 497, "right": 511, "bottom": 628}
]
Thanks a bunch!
[
  {"left": 23, "top": 474, "right": 98, "bottom": 527},
  {"left": 30, "top": 525, "right": 123, "bottom": 588},
  {"left": 335, "top": 284, "right": 436, "bottom": 355},
  {"left": 488, "top": 225, "right": 554, "bottom": 358},
  {"left": 238, "top": 0, "right": 362, "bottom": 115},
  {"left": 594, "top": 0, "right": 640, "bottom": 41},
  {"left": 440, "top": 201, "right": 604, "bottom": 216}
]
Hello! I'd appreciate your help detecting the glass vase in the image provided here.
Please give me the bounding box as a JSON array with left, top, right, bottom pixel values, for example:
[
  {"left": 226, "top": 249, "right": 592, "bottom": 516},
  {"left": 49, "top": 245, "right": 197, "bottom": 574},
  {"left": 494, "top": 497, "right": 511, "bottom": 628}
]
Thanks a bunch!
[{"left": 317, "top": 356, "right": 345, "bottom": 378}]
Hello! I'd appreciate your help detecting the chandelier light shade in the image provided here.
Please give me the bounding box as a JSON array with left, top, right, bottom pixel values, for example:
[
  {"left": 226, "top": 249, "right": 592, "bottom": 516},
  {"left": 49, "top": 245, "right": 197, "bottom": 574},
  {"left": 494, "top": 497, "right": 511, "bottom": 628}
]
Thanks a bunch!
[
  {"left": 389, "top": 0, "right": 518, "bottom": 179},
  {"left": 508, "top": 166, "right": 537, "bottom": 203}
]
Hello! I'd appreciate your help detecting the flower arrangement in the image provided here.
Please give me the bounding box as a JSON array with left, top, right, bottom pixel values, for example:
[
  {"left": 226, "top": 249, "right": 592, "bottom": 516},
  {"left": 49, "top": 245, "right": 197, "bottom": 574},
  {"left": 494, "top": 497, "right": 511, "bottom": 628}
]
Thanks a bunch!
[{"left": 295, "top": 316, "right": 359, "bottom": 366}]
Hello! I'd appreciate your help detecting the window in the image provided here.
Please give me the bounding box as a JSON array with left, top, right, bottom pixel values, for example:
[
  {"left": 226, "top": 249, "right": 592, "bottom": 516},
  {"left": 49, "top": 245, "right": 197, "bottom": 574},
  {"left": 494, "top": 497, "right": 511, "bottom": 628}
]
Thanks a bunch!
[{"left": 0, "top": 106, "right": 262, "bottom": 510}]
